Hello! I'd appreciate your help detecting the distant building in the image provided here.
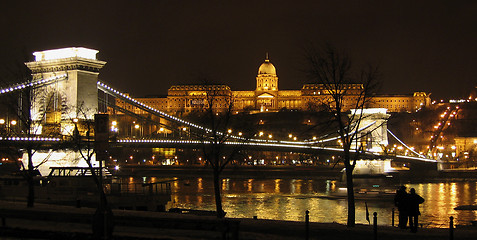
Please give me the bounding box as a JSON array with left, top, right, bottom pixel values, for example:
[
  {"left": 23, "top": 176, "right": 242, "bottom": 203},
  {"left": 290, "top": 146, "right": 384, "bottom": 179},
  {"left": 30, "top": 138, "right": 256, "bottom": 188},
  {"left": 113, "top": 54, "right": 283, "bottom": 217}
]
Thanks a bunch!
[{"left": 119, "top": 55, "right": 431, "bottom": 115}]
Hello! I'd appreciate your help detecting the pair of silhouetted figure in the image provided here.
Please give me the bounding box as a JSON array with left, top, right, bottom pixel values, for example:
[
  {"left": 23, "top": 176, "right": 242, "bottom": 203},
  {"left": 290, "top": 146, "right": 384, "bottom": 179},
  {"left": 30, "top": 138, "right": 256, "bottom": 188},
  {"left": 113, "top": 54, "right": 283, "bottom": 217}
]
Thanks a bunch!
[{"left": 394, "top": 186, "right": 425, "bottom": 233}]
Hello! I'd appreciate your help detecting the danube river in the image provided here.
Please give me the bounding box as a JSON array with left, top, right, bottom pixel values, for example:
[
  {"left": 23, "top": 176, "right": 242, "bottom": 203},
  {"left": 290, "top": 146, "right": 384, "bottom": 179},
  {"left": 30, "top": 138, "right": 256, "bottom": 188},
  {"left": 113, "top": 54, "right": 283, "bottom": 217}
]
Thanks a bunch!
[{"left": 140, "top": 177, "right": 477, "bottom": 228}]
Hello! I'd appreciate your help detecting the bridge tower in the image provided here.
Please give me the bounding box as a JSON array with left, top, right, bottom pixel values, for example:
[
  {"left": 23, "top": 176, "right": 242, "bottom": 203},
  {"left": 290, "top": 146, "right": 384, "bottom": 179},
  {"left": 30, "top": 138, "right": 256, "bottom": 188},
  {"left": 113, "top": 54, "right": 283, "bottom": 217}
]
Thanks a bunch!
[
  {"left": 25, "top": 47, "right": 106, "bottom": 135},
  {"left": 350, "top": 108, "right": 390, "bottom": 153},
  {"left": 350, "top": 108, "right": 392, "bottom": 175},
  {"left": 23, "top": 47, "right": 106, "bottom": 175}
]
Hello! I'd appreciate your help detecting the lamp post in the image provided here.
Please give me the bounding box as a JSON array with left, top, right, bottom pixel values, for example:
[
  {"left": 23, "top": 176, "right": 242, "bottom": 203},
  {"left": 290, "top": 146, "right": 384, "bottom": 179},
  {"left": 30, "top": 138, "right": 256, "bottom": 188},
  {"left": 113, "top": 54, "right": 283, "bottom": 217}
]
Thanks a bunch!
[
  {"left": 0, "top": 119, "right": 5, "bottom": 135},
  {"left": 10, "top": 120, "right": 17, "bottom": 135},
  {"left": 132, "top": 122, "right": 141, "bottom": 138}
]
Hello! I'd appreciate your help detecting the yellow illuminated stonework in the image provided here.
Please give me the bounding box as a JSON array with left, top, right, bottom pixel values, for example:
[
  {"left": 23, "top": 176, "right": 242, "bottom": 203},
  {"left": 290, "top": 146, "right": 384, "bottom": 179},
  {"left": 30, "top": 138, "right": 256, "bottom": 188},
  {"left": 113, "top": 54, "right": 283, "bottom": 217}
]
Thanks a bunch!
[{"left": 119, "top": 54, "right": 431, "bottom": 115}]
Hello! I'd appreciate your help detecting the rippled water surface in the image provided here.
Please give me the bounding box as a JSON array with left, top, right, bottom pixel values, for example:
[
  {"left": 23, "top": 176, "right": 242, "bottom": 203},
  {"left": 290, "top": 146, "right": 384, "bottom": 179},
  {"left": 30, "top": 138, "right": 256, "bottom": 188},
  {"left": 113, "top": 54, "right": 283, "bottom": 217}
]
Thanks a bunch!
[{"left": 140, "top": 177, "right": 477, "bottom": 228}]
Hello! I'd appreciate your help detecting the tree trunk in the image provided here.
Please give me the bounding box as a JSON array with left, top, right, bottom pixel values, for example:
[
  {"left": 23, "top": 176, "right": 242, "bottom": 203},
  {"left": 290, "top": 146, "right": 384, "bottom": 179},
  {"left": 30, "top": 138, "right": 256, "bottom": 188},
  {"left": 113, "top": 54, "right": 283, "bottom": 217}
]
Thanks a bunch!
[
  {"left": 27, "top": 148, "right": 34, "bottom": 208},
  {"left": 213, "top": 169, "right": 225, "bottom": 218},
  {"left": 344, "top": 153, "right": 355, "bottom": 227}
]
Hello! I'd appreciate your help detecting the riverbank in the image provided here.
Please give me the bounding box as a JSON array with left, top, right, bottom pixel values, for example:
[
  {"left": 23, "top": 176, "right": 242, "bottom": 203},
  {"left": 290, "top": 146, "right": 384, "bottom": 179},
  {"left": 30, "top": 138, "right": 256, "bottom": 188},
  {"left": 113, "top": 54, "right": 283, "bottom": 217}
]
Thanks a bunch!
[
  {"left": 113, "top": 165, "right": 343, "bottom": 179},
  {"left": 113, "top": 165, "right": 477, "bottom": 182},
  {"left": 0, "top": 200, "right": 476, "bottom": 240}
]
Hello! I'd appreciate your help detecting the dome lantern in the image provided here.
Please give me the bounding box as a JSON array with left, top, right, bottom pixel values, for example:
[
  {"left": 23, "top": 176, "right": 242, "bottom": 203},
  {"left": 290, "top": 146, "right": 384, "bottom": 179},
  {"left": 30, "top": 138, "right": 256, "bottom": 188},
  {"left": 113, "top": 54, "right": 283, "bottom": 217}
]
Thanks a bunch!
[{"left": 258, "top": 53, "right": 276, "bottom": 75}]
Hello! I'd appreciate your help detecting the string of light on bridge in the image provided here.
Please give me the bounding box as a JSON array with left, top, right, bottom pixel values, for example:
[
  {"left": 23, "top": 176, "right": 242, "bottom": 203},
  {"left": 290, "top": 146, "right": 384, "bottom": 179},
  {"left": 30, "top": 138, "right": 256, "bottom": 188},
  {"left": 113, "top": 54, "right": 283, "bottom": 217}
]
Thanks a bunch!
[
  {"left": 0, "top": 74, "right": 67, "bottom": 95},
  {"left": 97, "top": 81, "right": 207, "bottom": 131},
  {"left": 0, "top": 75, "right": 436, "bottom": 163},
  {"left": 97, "top": 80, "right": 436, "bottom": 162},
  {"left": 97, "top": 81, "right": 305, "bottom": 144},
  {"left": 0, "top": 137, "right": 62, "bottom": 142},
  {"left": 307, "top": 121, "right": 378, "bottom": 144}
]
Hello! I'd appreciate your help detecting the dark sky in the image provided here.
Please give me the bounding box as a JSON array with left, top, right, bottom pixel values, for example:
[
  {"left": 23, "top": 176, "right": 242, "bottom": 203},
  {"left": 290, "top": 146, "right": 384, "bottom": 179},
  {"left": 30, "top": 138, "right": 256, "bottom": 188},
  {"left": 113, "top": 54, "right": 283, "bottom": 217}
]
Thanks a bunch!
[{"left": 1, "top": 1, "right": 476, "bottom": 100}]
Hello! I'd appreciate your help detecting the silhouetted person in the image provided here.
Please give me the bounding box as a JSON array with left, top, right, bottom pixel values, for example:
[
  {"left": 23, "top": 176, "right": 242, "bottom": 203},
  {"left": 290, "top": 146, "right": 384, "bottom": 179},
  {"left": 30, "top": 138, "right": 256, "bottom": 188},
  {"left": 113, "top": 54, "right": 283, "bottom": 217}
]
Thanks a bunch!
[
  {"left": 408, "top": 188, "right": 425, "bottom": 233},
  {"left": 394, "top": 186, "right": 409, "bottom": 229}
]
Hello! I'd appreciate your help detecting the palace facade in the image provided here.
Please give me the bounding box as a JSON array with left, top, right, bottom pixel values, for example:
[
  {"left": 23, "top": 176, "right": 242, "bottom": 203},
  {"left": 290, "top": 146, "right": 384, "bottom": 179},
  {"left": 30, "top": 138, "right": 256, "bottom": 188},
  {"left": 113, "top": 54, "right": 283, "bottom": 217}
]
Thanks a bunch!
[{"left": 121, "top": 55, "right": 431, "bottom": 115}]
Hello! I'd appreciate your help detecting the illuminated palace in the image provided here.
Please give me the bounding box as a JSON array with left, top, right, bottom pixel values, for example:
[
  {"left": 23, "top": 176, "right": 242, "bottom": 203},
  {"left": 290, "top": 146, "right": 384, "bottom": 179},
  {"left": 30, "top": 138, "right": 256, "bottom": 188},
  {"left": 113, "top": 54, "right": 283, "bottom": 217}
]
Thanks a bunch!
[{"left": 123, "top": 55, "right": 431, "bottom": 115}]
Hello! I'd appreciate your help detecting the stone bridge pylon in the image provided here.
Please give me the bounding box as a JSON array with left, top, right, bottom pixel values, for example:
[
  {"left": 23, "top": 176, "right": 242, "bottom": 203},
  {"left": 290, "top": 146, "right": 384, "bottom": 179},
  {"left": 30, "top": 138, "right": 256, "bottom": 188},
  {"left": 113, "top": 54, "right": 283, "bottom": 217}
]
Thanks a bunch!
[
  {"left": 349, "top": 108, "right": 392, "bottom": 175},
  {"left": 26, "top": 47, "right": 106, "bottom": 135},
  {"left": 350, "top": 108, "right": 390, "bottom": 153},
  {"left": 23, "top": 47, "right": 106, "bottom": 175}
]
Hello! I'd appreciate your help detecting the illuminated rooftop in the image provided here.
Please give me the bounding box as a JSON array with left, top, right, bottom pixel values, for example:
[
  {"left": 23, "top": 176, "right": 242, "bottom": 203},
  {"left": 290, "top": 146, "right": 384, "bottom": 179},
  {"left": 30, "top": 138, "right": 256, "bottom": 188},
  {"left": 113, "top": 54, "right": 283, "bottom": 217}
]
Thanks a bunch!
[{"left": 33, "top": 47, "right": 98, "bottom": 61}]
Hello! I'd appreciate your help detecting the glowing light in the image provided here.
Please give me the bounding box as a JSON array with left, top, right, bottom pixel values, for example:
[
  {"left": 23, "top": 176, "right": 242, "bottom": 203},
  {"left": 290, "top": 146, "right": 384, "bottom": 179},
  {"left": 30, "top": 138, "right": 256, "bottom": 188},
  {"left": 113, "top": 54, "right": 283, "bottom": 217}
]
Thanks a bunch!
[
  {"left": 0, "top": 119, "right": 4, "bottom": 124},
  {"left": 33, "top": 47, "right": 98, "bottom": 61},
  {"left": 10, "top": 120, "right": 17, "bottom": 126}
]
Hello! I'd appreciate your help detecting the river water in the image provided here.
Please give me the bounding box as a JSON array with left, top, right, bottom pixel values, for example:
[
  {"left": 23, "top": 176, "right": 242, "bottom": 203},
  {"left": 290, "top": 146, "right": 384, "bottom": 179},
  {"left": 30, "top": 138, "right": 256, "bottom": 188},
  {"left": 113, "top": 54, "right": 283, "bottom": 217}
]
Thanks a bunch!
[{"left": 140, "top": 177, "right": 477, "bottom": 228}]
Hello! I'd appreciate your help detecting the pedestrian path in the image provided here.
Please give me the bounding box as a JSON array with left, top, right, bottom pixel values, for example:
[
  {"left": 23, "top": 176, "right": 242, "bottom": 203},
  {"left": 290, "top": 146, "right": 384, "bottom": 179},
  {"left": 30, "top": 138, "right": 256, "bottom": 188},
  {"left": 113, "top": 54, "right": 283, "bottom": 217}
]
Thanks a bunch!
[{"left": 0, "top": 200, "right": 476, "bottom": 240}]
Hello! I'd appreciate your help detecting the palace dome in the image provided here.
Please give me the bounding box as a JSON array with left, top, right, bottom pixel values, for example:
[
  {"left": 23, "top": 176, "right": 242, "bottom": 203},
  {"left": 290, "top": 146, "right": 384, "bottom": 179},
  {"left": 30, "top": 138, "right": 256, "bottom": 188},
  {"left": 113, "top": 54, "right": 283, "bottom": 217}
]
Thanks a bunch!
[{"left": 258, "top": 55, "right": 276, "bottom": 75}]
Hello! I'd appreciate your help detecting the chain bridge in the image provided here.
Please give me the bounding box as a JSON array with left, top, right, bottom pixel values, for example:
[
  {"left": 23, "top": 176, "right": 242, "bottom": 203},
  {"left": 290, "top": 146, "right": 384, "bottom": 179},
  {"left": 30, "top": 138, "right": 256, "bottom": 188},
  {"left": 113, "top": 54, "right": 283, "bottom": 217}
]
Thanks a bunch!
[{"left": 0, "top": 47, "right": 438, "bottom": 175}]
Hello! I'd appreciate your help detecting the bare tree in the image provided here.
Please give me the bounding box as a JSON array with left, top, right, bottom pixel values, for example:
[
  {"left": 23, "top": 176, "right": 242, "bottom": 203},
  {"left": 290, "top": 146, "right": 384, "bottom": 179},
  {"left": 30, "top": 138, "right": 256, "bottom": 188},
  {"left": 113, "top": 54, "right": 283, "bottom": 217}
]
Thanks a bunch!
[
  {"left": 0, "top": 62, "right": 61, "bottom": 207},
  {"left": 194, "top": 84, "right": 252, "bottom": 218},
  {"left": 68, "top": 105, "right": 113, "bottom": 239},
  {"left": 305, "top": 44, "right": 380, "bottom": 227}
]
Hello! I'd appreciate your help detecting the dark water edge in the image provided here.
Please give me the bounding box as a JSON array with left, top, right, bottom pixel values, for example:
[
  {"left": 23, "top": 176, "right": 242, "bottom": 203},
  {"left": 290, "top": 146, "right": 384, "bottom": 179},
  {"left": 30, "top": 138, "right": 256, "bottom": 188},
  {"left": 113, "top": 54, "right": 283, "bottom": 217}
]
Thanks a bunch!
[
  {"left": 114, "top": 165, "right": 477, "bottom": 183},
  {"left": 114, "top": 165, "right": 343, "bottom": 179}
]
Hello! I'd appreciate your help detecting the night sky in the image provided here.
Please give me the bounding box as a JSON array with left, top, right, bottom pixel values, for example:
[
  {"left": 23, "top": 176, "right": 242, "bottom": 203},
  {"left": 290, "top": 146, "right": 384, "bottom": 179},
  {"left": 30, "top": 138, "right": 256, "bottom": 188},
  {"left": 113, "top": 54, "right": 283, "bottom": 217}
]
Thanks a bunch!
[{"left": 1, "top": 1, "right": 476, "bottom": 100}]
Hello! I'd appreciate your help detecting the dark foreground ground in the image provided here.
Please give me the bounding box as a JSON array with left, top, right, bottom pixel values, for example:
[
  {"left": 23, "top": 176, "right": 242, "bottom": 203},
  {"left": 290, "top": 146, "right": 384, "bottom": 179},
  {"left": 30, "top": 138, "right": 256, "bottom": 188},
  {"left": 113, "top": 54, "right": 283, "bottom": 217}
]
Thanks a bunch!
[{"left": 0, "top": 200, "right": 476, "bottom": 240}]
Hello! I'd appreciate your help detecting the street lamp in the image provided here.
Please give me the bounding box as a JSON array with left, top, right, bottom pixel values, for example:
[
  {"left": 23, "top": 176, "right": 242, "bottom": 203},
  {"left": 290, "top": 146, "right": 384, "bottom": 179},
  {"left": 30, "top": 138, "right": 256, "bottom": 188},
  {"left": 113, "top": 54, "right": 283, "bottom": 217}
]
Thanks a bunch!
[
  {"left": 0, "top": 119, "right": 5, "bottom": 125},
  {"left": 111, "top": 120, "right": 118, "bottom": 132}
]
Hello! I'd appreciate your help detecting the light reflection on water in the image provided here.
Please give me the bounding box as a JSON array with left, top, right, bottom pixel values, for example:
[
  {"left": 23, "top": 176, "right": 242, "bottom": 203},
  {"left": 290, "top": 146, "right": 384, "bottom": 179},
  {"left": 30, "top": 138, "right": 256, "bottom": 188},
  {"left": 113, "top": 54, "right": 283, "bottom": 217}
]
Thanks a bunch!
[{"left": 131, "top": 177, "right": 477, "bottom": 228}]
